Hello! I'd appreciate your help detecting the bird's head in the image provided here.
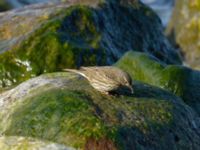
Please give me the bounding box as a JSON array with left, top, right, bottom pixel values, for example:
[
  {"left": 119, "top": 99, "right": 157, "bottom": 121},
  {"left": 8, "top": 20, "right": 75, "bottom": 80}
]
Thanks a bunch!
[{"left": 122, "top": 71, "right": 134, "bottom": 94}]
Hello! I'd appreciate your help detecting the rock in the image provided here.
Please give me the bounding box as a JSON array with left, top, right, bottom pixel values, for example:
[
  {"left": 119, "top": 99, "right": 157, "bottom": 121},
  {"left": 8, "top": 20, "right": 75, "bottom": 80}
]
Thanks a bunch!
[
  {"left": 0, "top": 0, "right": 181, "bottom": 88},
  {"left": 166, "top": 0, "right": 200, "bottom": 69},
  {"left": 0, "top": 1, "right": 11, "bottom": 12},
  {"left": 116, "top": 51, "right": 200, "bottom": 115},
  {"left": 4, "top": 0, "right": 176, "bottom": 27},
  {"left": 141, "top": 0, "right": 175, "bottom": 26},
  {"left": 0, "top": 68, "right": 200, "bottom": 149},
  {"left": 0, "top": 1, "right": 199, "bottom": 149},
  {"left": 0, "top": 136, "right": 74, "bottom": 150},
  {"left": 6, "top": 0, "right": 68, "bottom": 9}
]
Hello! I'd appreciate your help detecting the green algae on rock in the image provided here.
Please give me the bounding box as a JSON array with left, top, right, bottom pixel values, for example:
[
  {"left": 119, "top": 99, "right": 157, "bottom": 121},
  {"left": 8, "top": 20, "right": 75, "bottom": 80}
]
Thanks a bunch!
[
  {"left": 0, "top": 5, "right": 106, "bottom": 88},
  {"left": 116, "top": 51, "right": 200, "bottom": 115},
  {"left": 0, "top": 72, "right": 200, "bottom": 149},
  {"left": 0, "top": 0, "right": 181, "bottom": 88},
  {"left": 0, "top": 1, "right": 11, "bottom": 12},
  {"left": 15, "top": 6, "right": 105, "bottom": 72}
]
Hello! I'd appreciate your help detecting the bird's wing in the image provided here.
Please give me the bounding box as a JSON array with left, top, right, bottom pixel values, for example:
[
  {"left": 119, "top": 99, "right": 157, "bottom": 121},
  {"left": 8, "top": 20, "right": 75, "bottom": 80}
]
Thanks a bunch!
[
  {"left": 63, "top": 68, "right": 86, "bottom": 78},
  {"left": 80, "top": 66, "right": 114, "bottom": 72},
  {"left": 85, "top": 67, "right": 120, "bottom": 85}
]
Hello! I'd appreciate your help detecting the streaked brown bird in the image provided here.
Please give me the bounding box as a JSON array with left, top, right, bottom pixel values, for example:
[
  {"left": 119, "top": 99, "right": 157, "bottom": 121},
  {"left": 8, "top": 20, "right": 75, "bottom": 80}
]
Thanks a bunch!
[{"left": 63, "top": 66, "right": 133, "bottom": 95}]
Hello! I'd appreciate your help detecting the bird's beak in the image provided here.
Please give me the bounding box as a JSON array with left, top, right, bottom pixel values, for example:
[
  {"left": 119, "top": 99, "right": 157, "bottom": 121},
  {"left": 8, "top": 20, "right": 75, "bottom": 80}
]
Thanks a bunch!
[{"left": 128, "top": 85, "right": 134, "bottom": 94}]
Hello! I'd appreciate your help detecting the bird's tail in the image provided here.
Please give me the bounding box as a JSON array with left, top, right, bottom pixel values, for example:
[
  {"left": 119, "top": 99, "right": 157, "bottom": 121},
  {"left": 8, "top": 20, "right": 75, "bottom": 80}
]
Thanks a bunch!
[{"left": 63, "top": 68, "right": 86, "bottom": 78}]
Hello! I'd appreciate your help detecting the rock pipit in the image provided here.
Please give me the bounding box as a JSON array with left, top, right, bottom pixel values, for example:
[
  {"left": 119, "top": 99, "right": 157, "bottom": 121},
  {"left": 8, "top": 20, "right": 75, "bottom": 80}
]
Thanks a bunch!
[{"left": 63, "top": 66, "right": 133, "bottom": 95}]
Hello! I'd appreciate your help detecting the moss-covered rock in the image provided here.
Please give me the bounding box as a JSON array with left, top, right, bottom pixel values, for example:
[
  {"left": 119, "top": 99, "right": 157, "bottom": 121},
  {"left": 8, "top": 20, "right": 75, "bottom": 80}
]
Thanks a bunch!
[
  {"left": 0, "top": 1, "right": 11, "bottom": 12},
  {"left": 0, "top": 0, "right": 181, "bottom": 88},
  {"left": 116, "top": 51, "right": 200, "bottom": 115},
  {"left": 1, "top": 1, "right": 199, "bottom": 149},
  {"left": 166, "top": 0, "right": 200, "bottom": 69},
  {"left": 0, "top": 72, "right": 200, "bottom": 149}
]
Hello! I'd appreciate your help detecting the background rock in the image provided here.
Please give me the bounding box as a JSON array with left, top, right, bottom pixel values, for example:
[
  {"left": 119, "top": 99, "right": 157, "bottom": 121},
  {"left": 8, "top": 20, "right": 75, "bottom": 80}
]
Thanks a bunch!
[
  {"left": 0, "top": 0, "right": 181, "bottom": 88},
  {"left": 1, "top": 0, "right": 175, "bottom": 27},
  {"left": 141, "top": 0, "right": 175, "bottom": 26},
  {"left": 6, "top": 0, "right": 68, "bottom": 8},
  {"left": 0, "top": 1, "right": 11, "bottom": 12},
  {"left": 166, "top": 0, "right": 200, "bottom": 70},
  {"left": 116, "top": 51, "right": 200, "bottom": 115}
]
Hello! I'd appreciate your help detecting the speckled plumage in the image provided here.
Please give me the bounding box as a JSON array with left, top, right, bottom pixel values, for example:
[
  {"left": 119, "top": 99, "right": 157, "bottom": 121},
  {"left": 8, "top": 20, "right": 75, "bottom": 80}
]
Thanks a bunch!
[{"left": 63, "top": 66, "right": 133, "bottom": 94}]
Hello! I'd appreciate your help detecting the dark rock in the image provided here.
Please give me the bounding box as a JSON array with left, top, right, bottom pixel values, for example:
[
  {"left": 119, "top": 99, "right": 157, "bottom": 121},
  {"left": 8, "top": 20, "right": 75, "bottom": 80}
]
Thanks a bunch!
[
  {"left": 0, "top": 0, "right": 181, "bottom": 88},
  {"left": 0, "top": 1, "right": 11, "bottom": 12}
]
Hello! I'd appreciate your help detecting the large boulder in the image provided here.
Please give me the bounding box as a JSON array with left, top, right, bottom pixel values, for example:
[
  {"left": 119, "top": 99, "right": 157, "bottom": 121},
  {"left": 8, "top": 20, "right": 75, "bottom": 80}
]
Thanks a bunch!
[
  {"left": 1, "top": 1, "right": 198, "bottom": 149},
  {"left": 166, "top": 0, "right": 200, "bottom": 69},
  {"left": 116, "top": 51, "right": 200, "bottom": 115},
  {"left": 3, "top": 0, "right": 175, "bottom": 27},
  {"left": 0, "top": 0, "right": 181, "bottom": 88},
  {"left": 0, "top": 68, "right": 200, "bottom": 149}
]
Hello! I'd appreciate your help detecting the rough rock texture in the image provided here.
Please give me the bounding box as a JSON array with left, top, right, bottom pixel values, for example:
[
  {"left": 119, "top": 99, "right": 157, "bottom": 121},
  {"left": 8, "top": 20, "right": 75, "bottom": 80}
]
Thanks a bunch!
[
  {"left": 1, "top": 1, "right": 200, "bottom": 150},
  {"left": 0, "top": 0, "right": 181, "bottom": 88},
  {"left": 166, "top": 0, "right": 200, "bottom": 69},
  {"left": 6, "top": 0, "right": 68, "bottom": 8},
  {"left": 0, "top": 136, "right": 74, "bottom": 150},
  {"left": 116, "top": 51, "right": 200, "bottom": 115},
  {"left": 2, "top": 0, "right": 175, "bottom": 27},
  {"left": 0, "top": 69, "right": 200, "bottom": 149}
]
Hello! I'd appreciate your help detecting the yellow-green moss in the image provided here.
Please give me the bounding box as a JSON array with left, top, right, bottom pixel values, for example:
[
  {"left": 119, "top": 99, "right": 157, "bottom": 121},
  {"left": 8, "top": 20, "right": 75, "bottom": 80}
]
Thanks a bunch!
[
  {"left": 3, "top": 89, "right": 109, "bottom": 147},
  {"left": 0, "top": 73, "right": 174, "bottom": 149},
  {"left": 0, "top": 5, "right": 106, "bottom": 88},
  {"left": 0, "top": 1, "right": 11, "bottom": 12},
  {"left": 189, "top": 0, "right": 200, "bottom": 11},
  {"left": 116, "top": 51, "right": 188, "bottom": 98},
  {"left": 166, "top": 0, "right": 200, "bottom": 69}
]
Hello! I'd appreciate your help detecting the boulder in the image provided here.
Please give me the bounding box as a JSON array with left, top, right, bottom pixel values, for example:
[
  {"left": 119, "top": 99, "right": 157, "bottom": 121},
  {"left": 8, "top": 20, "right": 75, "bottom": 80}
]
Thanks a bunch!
[
  {"left": 0, "top": 0, "right": 181, "bottom": 88},
  {"left": 116, "top": 51, "right": 200, "bottom": 115},
  {"left": 166, "top": 0, "right": 200, "bottom": 69},
  {"left": 0, "top": 70, "right": 200, "bottom": 149},
  {"left": 0, "top": 1, "right": 11, "bottom": 12}
]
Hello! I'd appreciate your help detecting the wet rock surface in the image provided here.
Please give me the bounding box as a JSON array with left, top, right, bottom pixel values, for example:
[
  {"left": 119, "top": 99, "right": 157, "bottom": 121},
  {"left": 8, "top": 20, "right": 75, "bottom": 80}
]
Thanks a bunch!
[
  {"left": 1, "top": 1, "right": 200, "bottom": 150},
  {"left": 2, "top": 0, "right": 175, "bottom": 26},
  {"left": 116, "top": 51, "right": 200, "bottom": 115},
  {"left": 0, "top": 70, "right": 200, "bottom": 149},
  {"left": 0, "top": 0, "right": 181, "bottom": 88}
]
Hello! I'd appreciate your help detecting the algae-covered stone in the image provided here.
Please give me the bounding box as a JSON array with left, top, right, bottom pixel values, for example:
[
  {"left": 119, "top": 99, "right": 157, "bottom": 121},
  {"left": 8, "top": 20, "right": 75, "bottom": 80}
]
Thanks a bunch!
[
  {"left": 0, "top": 0, "right": 181, "bottom": 88},
  {"left": 0, "top": 1, "right": 11, "bottom": 12},
  {"left": 116, "top": 51, "right": 200, "bottom": 115},
  {"left": 0, "top": 72, "right": 200, "bottom": 149},
  {"left": 166, "top": 0, "right": 200, "bottom": 69}
]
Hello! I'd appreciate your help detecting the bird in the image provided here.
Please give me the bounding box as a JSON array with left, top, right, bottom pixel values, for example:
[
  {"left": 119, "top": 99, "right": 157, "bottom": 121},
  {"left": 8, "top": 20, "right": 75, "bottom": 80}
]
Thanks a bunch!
[{"left": 63, "top": 66, "right": 133, "bottom": 95}]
